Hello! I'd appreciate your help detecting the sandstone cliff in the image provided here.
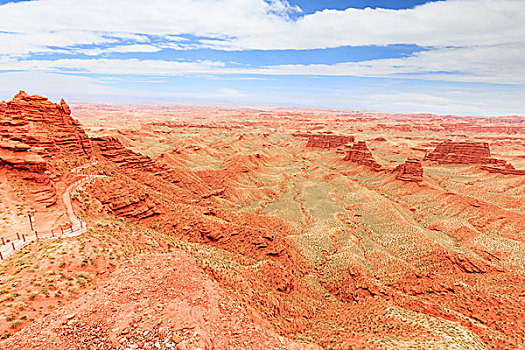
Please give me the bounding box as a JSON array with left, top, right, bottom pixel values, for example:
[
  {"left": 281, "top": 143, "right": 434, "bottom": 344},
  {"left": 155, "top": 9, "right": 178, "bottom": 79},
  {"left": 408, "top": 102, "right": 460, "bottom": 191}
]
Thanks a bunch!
[
  {"left": 424, "top": 141, "right": 506, "bottom": 166},
  {"left": 0, "top": 140, "right": 46, "bottom": 173},
  {"left": 0, "top": 91, "right": 92, "bottom": 163},
  {"left": 344, "top": 141, "right": 382, "bottom": 170},
  {"left": 303, "top": 134, "right": 355, "bottom": 148},
  {"left": 92, "top": 136, "right": 213, "bottom": 196}
]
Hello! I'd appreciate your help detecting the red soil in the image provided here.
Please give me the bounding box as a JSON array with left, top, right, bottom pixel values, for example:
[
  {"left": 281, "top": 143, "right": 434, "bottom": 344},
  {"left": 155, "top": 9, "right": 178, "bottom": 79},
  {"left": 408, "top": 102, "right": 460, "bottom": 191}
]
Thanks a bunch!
[{"left": 2, "top": 252, "right": 317, "bottom": 350}]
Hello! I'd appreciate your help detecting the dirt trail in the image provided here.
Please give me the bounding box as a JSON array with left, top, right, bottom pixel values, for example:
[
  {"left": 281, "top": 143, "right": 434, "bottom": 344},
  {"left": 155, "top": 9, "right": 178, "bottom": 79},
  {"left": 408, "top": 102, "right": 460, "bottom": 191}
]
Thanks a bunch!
[{"left": 0, "top": 164, "right": 100, "bottom": 261}]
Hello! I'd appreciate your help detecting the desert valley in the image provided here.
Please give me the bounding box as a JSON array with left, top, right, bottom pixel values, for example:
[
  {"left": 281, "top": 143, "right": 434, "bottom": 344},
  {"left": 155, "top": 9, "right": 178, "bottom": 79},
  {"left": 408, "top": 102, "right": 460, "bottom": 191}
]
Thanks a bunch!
[{"left": 0, "top": 91, "right": 523, "bottom": 349}]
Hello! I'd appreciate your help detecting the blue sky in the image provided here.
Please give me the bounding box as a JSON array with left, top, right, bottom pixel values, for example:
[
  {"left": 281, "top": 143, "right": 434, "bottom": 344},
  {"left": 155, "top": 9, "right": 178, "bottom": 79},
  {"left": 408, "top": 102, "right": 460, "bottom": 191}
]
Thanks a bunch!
[
  {"left": 287, "top": 0, "right": 440, "bottom": 12},
  {"left": 0, "top": 0, "right": 524, "bottom": 115}
]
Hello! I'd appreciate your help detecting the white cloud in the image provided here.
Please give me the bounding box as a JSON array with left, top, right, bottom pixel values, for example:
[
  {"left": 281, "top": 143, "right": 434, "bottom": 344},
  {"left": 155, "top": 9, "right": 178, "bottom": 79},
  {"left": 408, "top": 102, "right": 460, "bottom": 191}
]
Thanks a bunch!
[
  {"left": 0, "top": 0, "right": 523, "bottom": 111},
  {"left": 249, "top": 0, "right": 525, "bottom": 50},
  {"left": 0, "top": 57, "right": 225, "bottom": 75},
  {"left": 0, "top": 71, "right": 125, "bottom": 101},
  {"left": 1, "top": 43, "right": 524, "bottom": 85},
  {"left": 0, "top": 0, "right": 295, "bottom": 55},
  {"left": 78, "top": 44, "right": 162, "bottom": 56},
  {"left": 216, "top": 87, "right": 246, "bottom": 98},
  {"left": 0, "top": 71, "right": 246, "bottom": 103},
  {"left": 246, "top": 44, "right": 525, "bottom": 84},
  {"left": 340, "top": 89, "right": 525, "bottom": 116},
  {"left": 0, "top": 0, "right": 523, "bottom": 53}
]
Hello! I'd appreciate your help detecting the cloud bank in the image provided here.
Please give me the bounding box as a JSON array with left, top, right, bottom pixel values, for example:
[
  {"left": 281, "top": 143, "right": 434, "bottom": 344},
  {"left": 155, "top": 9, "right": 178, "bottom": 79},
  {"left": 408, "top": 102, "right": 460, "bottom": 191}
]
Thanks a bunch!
[{"left": 0, "top": 0, "right": 523, "bottom": 114}]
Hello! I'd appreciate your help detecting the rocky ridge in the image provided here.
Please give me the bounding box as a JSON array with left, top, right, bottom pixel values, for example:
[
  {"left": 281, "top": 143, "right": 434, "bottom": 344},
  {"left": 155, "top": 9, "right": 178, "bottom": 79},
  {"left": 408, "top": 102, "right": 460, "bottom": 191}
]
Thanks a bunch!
[
  {"left": 93, "top": 179, "right": 161, "bottom": 219},
  {"left": 481, "top": 163, "right": 525, "bottom": 176},
  {"left": 0, "top": 91, "right": 92, "bottom": 163},
  {"left": 92, "top": 136, "right": 212, "bottom": 195}
]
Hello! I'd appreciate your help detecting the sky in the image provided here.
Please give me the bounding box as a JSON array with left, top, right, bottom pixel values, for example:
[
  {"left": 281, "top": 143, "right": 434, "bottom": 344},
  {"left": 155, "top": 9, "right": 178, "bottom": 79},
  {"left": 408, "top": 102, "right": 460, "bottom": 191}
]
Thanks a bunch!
[{"left": 0, "top": 0, "right": 524, "bottom": 115}]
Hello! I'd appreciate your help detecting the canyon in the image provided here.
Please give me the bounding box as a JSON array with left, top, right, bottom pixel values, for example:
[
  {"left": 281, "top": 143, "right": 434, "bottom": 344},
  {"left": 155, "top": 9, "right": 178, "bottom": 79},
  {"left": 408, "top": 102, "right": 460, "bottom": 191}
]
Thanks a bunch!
[{"left": 0, "top": 92, "right": 524, "bottom": 349}]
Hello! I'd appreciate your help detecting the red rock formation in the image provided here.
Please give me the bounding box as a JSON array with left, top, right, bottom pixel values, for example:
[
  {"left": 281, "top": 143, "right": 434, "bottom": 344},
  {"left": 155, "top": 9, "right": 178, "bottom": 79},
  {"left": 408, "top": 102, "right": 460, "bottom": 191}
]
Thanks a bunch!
[
  {"left": 0, "top": 140, "right": 47, "bottom": 173},
  {"left": 393, "top": 158, "right": 424, "bottom": 182},
  {"left": 92, "top": 136, "right": 157, "bottom": 171},
  {"left": 0, "top": 139, "right": 58, "bottom": 207},
  {"left": 0, "top": 91, "right": 92, "bottom": 162},
  {"left": 23, "top": 172, "right": 58, "bottom": 207},
  {"left": 481, "top": 163, "right": 525, "bottom": 175},
  {"left": 92, "top": 136, "right": 214, "bottom": 197},
  {"left": 424, "top": 141, "right": 506, "bottom": 166},
  {"left": 0, "top": 91, "right": 93, "bottom": 212},
  {"left": 344, "top": 141, "right": 381, "bottom": 170},
  {"left": 93, "top": 179, "right": 160, "bottom": 219},
  {"left": 303, "top": 134, "right": 355, "bottom": 148}
]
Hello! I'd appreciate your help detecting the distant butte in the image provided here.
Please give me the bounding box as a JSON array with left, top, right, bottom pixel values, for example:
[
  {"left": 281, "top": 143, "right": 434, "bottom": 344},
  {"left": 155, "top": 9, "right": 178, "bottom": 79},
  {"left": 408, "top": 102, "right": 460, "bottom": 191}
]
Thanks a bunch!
[
  {"left": 424, "top": 140, "right": 525, "bottom": 174},
  {"left": 344, "top": 141, "right": 382, "bottom": 170},
  {"left": 424, "top": 141, "right": 506, "bottom": 166},
  {"left": 299, "top": 134, "right": 355, "bottom": 149}
]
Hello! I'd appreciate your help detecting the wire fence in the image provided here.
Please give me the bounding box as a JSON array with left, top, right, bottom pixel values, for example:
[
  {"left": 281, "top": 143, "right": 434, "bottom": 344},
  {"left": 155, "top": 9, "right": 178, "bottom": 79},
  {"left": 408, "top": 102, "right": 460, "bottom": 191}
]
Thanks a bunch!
[{"left": 0, "top": 222, "right": 87, "bottom": 260}]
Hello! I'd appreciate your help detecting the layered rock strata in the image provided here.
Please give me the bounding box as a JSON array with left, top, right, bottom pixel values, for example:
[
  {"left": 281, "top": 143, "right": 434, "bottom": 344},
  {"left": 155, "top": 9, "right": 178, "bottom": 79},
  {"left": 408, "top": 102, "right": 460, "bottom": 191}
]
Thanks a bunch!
[
  {"left": 94, "top": 179, "right": 160, "bottom": 219},
  {"left": 394, "top": 158, "right": 424, "bottom": 182},
  {"left": 481, "top": 163, "right": 525, "bottom": 176},
  {"left": 92, "top": 136, "right": 212, "bottom": 195},
  {"left": 0, "top": 91, "right": 92, "bottom": 162},
  {"left": 91, "top": 136, "right": 157, "bottom": 172},
  {"left": 424, "top": 141, "right": 506, "bottom": 166},
  {"left": 344, "top": 141, "right": 382, "bottom": 170},
  {"left": 305, "top": 134, "right": 355, "bottom": 148},
  {"left": 0, "top": 140, "right": 47, "bottom": 173}
]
